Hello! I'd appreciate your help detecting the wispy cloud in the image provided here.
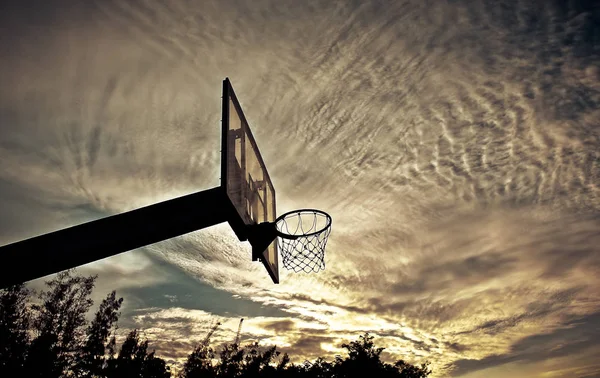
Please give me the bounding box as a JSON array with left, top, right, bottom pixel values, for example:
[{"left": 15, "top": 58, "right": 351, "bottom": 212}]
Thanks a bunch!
[{"left": 1, "top": 0, "right": 599, "bottom": 376}]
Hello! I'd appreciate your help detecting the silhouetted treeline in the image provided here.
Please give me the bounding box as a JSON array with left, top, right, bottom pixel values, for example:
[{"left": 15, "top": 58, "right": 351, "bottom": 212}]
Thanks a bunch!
[{"left": 0, "top": 270, "right": 431, "bottom": 378}]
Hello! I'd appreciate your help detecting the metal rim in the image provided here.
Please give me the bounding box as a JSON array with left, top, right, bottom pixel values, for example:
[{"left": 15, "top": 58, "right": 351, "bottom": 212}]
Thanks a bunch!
[{"left": 275, "top": 209, "right": 332, "bottom": 239}]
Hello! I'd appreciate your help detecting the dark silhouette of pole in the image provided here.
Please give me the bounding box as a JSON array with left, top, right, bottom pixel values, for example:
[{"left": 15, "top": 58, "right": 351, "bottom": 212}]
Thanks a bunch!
[{"left": 0, "top": 187, "right": 231, "bottom": 289}]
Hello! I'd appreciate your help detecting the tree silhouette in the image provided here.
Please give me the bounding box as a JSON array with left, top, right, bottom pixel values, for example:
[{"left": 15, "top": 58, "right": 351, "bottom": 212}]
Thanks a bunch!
[
  {"left": 333, "top": 333, "right": 431, "bottom": 378},
  {"left": 79, "top": 290, "right": 123, "bottom": 377},
  {"left": 394, "top": 360, "right": 432, "bottom": 378},
  {"left": 334, "top": 333, "right": 385, "bottom": 377},
  {"left": 179, "top": 342, "right": 215, "bottom": 378},
  {"left": 0, "top": 283, "right": 31, "bottom": 377},
  {"left": 28, "top": 270, "right": 96, "bottom": 378},
  {"left": 106, "top": 329, "right": 171, "bottom": 378},
  {"left": 216, "top": 343, "right": 245, "bottom": 378},
  {"left": 178, "top": 333, "right": 431, "bottom": 378},
  {"left": 241, "top": 343, "right": 279, "bottom": 377},
  {"left": 0, "top": 270, "right": 171, "bottom": 378},
  {"left": 313, "top": 357, "right": 336, "bottom": 378},
  {"left": 1, "top": 270, "right": 431, "bottom": 378}
]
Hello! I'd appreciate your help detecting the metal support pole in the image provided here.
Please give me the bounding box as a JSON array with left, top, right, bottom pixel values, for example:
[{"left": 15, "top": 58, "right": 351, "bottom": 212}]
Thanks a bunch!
[{"left": 0, "top": 186, "right": 230, "bottom": 289}]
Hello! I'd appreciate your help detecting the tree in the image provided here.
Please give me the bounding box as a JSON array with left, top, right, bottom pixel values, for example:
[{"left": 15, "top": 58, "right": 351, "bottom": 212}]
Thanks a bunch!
[
  {"left": 394, "top": 360, "right": 432, "bottom": 378},
  {"left": 28, "top": 269, "right": 96, "bottom": 378},
  {"left": 79, "top": 290, "right": 124, "bottom": 377},
  {"left": 216, "top": 343, "right": 245, "bottom": 378},
  {"left": 143, "top": 351, "right": 172, "bottom": 378},
  {"left": 0, "top": 284, "right": 32, "bottom": 376},
  {"left": 302, "top": 357, "right": 334, "bottom": 378},
  {"left": 333, "top": 333, "right": 431, "bottom": 378},
  {"left": 0, "top": 268, "right": 433, "bottom": 378},
  {"left": 107, "top": 329, "right": 170, "bottom": 378},
  {"left": 179, "top": 342, "right": 216, "bottom": 378},
  {"left": 241, "top": 343, "right": 279, "bottom": 377},
  {"left": 178, "top": 333, "right": 432, "bottom": 378},
  {"left": 334, "top": 333, "right": 385, "bottom": 378}
]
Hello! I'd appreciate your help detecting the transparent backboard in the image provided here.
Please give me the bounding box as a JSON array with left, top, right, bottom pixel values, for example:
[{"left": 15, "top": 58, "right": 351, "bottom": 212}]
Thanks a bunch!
[{"left": 221, "top": 78, "right": 278, "bottom": 283}]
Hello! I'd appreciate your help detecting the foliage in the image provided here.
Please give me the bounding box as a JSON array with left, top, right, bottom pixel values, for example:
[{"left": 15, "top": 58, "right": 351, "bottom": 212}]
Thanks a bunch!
[
  {"left": 29, "top": 270, "right": 96, "bottom": 377},
  {"left": 333, "top": 333, "right": 431, "bottom": 378},
  {"left": 0, "top": 269, "right": 431, "bottom": 378},
  {"left": 0, "top": 283, "right": 31, "bottom": 376},
  {"left": 79, "top": 290, "right": 124, "bottom": 377},
  {"left": 0, "top": 270, "right": 170, "bottom": 378},
  {"left": 106, "top": 329, "right": 171, "bottom": 378},
  {"left": 179, "top": 342, "right": 215, "bottom": 378},
  {"left": 178, "top": 333, "right": 431, "bottom": 378}
]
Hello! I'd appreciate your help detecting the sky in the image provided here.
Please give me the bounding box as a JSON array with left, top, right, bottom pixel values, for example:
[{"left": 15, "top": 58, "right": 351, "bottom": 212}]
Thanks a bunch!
[{"left": 1, "top": 0, "right": 599, "bottom": 376}]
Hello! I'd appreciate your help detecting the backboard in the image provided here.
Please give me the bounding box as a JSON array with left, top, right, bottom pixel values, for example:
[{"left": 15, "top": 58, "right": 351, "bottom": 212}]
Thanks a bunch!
[{"left": 221, "top": 78, "right": 279, "bottom": 283}]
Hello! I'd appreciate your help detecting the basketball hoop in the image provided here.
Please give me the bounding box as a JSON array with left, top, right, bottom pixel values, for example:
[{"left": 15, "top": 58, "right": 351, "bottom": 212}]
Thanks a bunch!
[{"left": 275, "top": 209, "right": 332, "bottom": 273}]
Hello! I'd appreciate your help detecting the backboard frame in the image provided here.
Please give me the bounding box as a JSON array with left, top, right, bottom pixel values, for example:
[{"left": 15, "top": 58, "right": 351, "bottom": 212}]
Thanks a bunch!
[{"left": 221, "top": 78, "right": 279, "bottom": 283}]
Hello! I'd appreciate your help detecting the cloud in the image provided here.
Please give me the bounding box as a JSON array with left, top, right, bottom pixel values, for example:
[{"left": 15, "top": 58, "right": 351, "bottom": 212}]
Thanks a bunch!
[
  {"left": 262, "top": 319, "right": 296, "bottom": 333},
  {"left": 1, "top": 0, "right": 599, "bottom": 377},
  {"left": 451, "top": 311, "right": 600, "bottom": 377}
]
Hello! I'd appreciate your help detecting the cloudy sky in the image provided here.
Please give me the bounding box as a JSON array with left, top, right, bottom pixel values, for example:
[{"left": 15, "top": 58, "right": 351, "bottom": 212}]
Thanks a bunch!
[{"left": 1, "top": 0, "right": 599, "bottom": 376}]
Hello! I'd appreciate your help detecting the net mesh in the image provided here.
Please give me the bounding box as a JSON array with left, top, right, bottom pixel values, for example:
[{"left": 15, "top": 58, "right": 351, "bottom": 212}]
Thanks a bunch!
[{"left": 276, "top": 210, "right": 331, "bottom": 273}]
